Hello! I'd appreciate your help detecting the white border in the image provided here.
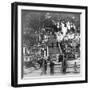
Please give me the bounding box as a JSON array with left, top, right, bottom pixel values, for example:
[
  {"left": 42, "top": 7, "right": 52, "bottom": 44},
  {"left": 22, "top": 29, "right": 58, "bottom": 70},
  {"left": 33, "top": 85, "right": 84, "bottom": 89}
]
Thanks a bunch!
[{"left": 18, "top": 5, "right": 86, "bottom": 84}]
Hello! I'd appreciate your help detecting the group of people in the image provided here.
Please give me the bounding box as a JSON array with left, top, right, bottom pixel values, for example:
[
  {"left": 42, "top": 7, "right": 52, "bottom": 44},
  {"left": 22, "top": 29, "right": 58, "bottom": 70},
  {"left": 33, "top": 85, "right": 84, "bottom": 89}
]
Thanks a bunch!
[
  {"left": 38, "top": 57, "right": 79, "bottom": 75},
  {"left": 38, "top": 57, "right": 55, "bottom": 75},
  {"left": 37, "top": 55, "right": 68, "bottom": 75}
]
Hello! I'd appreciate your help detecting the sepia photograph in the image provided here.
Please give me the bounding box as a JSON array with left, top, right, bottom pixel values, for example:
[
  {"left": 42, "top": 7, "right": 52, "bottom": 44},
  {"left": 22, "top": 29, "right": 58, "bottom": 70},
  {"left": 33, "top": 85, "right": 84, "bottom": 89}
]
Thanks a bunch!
[{"left": 11, "top": 2, "right": 88, "bottom": 87}]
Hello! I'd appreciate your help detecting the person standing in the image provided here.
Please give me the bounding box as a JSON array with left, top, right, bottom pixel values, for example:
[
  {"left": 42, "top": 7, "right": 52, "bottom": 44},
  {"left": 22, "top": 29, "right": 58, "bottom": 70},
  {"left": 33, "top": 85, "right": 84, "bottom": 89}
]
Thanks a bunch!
[
  {"left": 43, "top": 59, "right": 47, "bottom": 74},
  {"left": 41, "top": 58, "right": 47, "bottom": 75},
  {"left": 62, "top": 59, "right": 67, "bottom": 74},
  {"left": 73, "top": 62, "right": 78, "bottom": 72},
  {"left": 40, "top": 57, "right": 44, "bottom": 75},
  {"left": 58, "top": 54, "right": 63, "bottom": 72},
  {"left": 50, "top": 60, "right": 55, "bottom": 75}
]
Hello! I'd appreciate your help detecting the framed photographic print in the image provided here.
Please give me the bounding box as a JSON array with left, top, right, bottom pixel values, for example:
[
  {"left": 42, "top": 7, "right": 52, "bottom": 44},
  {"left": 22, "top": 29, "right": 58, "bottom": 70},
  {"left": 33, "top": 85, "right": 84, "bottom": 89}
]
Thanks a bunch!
[{"left": 11, "top": 2, "right": 88, "bottom": 87}]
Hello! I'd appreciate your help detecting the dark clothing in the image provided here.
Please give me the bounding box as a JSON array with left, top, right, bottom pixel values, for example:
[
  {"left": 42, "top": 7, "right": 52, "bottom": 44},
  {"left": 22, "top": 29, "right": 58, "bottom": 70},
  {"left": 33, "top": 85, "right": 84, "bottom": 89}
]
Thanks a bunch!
[
  {"left": 37, "top": 59, "right": 43, "bottom": 68},
  {"left": 62, "top": 60, "right": 67, "bottom": 74},
  {"left": 40, "top": 59, "right": 47, "bottom": 75},
  {"left": 59, "top": 55, "right": 63, "bottom": 62},
  {"left": 43, "top": 60, "right": 47, "bottom": 72},
  {"left": 50, "top": 61, "right": 55, "bottom": 75}
]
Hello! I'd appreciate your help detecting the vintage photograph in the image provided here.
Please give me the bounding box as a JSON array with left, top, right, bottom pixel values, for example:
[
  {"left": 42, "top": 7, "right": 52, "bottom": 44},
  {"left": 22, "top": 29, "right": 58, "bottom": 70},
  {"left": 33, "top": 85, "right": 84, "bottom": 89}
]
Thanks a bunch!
[
  {"left": 11, "top": 2, "right": 87, "bottom": 87},
  {"left": 22, "top": 11, "right": 81, "bottom": 78}
]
